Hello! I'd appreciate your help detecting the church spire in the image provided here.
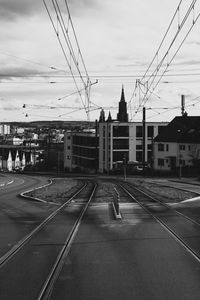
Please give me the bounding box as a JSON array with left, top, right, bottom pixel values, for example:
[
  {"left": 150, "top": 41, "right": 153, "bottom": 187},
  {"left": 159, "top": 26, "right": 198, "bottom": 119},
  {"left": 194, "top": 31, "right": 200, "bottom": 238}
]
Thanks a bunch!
[
  {"left": 120, "top": 85, "right": 125, "bottom": 102},
  {"left": 107, "top": 111, "right": 112, "bottom": 122},
  {"left": 117, "top": 85, "right": 128, "bottom": 122},
  {"left": 99, "top": 109, "right": 105, "bottom": 122}
]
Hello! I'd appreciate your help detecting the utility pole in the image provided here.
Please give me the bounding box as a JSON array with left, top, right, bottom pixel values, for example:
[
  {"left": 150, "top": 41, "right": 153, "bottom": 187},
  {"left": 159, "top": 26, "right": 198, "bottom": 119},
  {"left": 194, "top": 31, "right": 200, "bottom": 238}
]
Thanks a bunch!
[
  {"left": 142, "top": 107, "right": 146, "bottom": 175},
  {"left": 123, "top": 154, "right": 127, "bottom": 181},
  {"left": 181, "top": 95, "right": 185, "bottom": 116}
]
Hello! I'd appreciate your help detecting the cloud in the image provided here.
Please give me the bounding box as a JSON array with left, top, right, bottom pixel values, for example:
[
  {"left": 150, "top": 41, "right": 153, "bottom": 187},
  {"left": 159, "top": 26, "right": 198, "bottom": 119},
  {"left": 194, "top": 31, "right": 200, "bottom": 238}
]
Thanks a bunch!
[
  {"left": 0, "top": 97, "right": 20, "bottom": 111},
  {"left": 0, "top": 66, "right": 52, "bottom": 80},
  {"left": 173, "top": 59, "right": 200, "bottom": 66},
  {"left": 186, "top": 41, "right": 200, "bottom": 46},
  {"left": 0, "top": 0, "right": 43, "bottom": 21},
  {"left": 0, "top": 0, "right": 100, "bottom": 22}
]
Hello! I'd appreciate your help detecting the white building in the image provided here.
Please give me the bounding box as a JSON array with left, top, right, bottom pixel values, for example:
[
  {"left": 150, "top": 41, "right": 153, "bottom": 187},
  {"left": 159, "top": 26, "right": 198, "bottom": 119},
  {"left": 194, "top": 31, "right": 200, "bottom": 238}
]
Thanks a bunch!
[
  {"left": 0, "top": 124, "right": 10, "bottom": 135},
  {"left": 98, "top": 87, "right": 168, "bottom": 173},
  {"left": 154, "top": 115, "right": 200, "bottom": 174}
]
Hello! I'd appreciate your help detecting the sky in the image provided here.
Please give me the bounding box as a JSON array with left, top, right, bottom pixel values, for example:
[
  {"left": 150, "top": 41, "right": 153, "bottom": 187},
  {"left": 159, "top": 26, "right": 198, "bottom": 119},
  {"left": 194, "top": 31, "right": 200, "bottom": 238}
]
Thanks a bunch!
[{"left": 1, "top": 0, "right": 200, "bottom": 123}]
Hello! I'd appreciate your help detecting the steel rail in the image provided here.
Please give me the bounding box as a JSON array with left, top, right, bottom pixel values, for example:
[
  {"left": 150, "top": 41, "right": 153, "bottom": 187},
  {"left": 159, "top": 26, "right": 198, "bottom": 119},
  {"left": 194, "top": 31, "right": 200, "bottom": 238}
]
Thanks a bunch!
[
  {"left": 37, "top": 182, "right": 97, "bottom": 300},
  {"left": 0, "top": 182, "right": 87, "bottom": 268},
  {"left": 123, "top": 181, "right": 200, "bottom": 227},
  {"left": 119, "top": 183, "right": 200, "bottom": 264}
]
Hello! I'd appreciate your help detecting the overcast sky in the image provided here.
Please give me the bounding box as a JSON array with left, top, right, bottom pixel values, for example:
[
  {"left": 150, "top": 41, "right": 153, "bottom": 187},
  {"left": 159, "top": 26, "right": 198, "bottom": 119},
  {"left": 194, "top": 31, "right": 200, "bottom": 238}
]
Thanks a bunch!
[{"left": 1, "top": 0, "right": 200, "bottom": 122}]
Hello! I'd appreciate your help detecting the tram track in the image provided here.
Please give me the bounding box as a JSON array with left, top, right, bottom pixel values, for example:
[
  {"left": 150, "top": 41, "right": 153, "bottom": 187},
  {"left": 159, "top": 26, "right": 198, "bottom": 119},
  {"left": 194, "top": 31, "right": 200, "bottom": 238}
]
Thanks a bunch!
[
  {"left": 0, "top": 180, "right": 97, "bottom": 299},
  {"left": 122, "top": 181, "right": 200, "bottom": 226},
  {"left": 0, "top": 182, "right": 87, "bottom": 268},
  {"left": 38, "top": 181, "right": 97, "bottom": 300},
  {"left": 117, "top": 181, "right": 200, "bottom": 263}
]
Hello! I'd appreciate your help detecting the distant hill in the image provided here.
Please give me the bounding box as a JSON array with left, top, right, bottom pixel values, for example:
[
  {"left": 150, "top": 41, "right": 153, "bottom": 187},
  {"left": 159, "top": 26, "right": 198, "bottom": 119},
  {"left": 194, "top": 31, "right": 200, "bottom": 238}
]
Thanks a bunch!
[{"left": 1, "top": 120, "right": 95, "bottom": 129}]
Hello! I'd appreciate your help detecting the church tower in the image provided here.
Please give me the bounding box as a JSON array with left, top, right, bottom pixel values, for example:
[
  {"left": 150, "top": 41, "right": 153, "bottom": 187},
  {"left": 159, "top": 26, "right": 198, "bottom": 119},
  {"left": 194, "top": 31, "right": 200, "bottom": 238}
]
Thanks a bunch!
[
  {"left": 99, "top": 108, "right": 105, "bottom": 122},
  {"left": 117, "top": 86, "right": 128, "bottom": 122}
]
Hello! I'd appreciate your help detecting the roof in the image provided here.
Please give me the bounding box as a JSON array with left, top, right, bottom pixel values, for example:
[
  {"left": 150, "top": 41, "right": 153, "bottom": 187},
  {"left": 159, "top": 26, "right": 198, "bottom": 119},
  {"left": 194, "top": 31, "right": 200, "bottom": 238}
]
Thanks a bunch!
[{"left": 154, "top": 116, "right": 200, "bottom": 143}]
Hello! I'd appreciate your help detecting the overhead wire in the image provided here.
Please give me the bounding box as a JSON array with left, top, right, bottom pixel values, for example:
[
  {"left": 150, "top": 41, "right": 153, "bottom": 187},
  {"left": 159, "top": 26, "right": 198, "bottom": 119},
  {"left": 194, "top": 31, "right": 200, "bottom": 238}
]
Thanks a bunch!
[
  {"left": 141, "top": 0, "right": 183, "bottom": 82},
  {"left": 43, "top": 0, "right": 86, "bottom": 113},
  {"left": 43, "top": 0, "right": 94, "bottom": 120},
  {"left": 143, "top": 10, "right": 200, "bottom": 107},
  {"left": 142, "top": 0, "right": 197, "bottom": 99},
  {"left": 133, "top": 0, "right": 200, "bottom": 117}
]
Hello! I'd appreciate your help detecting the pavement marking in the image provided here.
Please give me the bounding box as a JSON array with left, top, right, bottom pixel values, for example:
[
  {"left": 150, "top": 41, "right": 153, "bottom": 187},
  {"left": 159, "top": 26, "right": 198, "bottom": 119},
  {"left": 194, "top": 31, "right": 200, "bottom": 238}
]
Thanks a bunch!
[{"left": 7, "top": 180, "right": 14, "bottom": 185}]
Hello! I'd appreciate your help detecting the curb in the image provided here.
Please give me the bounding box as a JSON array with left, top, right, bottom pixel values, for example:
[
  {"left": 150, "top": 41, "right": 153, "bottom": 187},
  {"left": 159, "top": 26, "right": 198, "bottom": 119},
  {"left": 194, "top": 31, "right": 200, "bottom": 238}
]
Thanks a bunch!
[
  {"left": 111, "top": 202, "right": 122, "bottom": 220},
  {"left": 20, "top": 178, "right": 59, "bottom": 205}
]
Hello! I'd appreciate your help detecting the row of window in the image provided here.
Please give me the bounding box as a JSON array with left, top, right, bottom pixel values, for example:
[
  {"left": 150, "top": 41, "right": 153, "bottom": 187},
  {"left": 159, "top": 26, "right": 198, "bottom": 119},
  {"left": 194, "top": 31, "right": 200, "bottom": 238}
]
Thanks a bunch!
[
  {"left": 158, "top": 143, "right": 192, "bottom": 152},
  {"left": 158, "top": 158, "right": 186, "bottom": 166},
  {"left": 102, "top": 125, "right": 166, "bottom": 138},
  {"left": 110, "top": 150, "right": 153, "bottom": 164},
  {"left": 136, "top": 125, "right": 165, "bottom": 138},
  {"left": 73, "top": 146, "right": 98, "bottom": 158},
  {"left": 72, "top": 156, "right": 96, "bottom": 168},
  {"left": 73, "top": 135, "right": 97, "bottom": 147}
]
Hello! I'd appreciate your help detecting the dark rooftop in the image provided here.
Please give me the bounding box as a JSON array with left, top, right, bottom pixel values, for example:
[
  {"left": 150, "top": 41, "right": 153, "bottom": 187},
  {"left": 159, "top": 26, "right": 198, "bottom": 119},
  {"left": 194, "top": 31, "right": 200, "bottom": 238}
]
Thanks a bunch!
[{"left": 154, "top": 116, "right": 200, "bottom": 143}]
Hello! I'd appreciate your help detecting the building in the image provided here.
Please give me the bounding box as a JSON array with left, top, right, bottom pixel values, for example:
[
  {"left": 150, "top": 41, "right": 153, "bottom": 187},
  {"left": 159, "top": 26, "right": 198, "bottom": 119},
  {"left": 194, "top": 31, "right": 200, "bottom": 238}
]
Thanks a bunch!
[
  {"left": 64, "top": 129, "right": 98, "bottom": 173},
  {"left": 98, "top": 87, "right": 168, "bottom": 173},
  {"left": 63, "top": 87, "right": 168, "bottom": 174},
  {"left": 0, "top": 146, "right": 34, "bottom": 171},
  {"left": 154, "top": 115, "right": 200, "bottom": 174},
  {"left": 0, "top": 124, "right": 10, "bottom": 136}
]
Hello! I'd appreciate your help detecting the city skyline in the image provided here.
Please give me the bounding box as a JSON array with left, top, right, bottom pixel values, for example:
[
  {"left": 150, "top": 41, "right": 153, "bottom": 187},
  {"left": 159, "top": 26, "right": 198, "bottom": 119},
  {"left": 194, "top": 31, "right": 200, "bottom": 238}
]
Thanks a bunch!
[{"left": 1, "top": 0, "right": 200, "bottom": 122}]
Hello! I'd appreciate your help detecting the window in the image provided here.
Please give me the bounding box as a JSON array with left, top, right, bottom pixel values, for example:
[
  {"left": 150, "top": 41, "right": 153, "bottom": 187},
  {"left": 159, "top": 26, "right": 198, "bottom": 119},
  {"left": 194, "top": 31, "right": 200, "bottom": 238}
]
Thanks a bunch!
[
  {"left": 103, "top": 126, "right": 105, "bottom": 137},
  {"left": 136, "top": 126, "right": 142, "bottom": 137},
  {"left": 67, "top": 146, "right": 70, "bottom": 150},
  {"left": 147, "top": 151, "right": 152, "bottom": 162},
  {"left": 179, "top": 145, "right": 185, "bottom": 151},
  {"left": 113, "top": 126, "right": 129, "bottom": 137},
  {"left": 147, "top": 144, "right": 152, "bottom": 150},
  {"left": 67, "top": 155, "right": 70, "bottom": 159},
  {"left": 113, "top": 139, "right": 129, "bottom": 149},
  {"left": 136, "top": 144, "right": 142, "bottom": 150},
  {"left": 188, "top": 145, "right": 191, "bottom": 151},
  {"left": 179, "top": 159, "right": 185, "bottom": 166},
  {"left": 147, "top": 126, "right": 154, "bottom": 138},
  {"left": 136, "top": 151, "right": 142, "bottom": 162},
  {"left": 158, "top": 158, "right": 164, "bottom": 166},
  {"left": 166, "top": 144, "right": 169, "bottom": 151},
  {"left": 113, "top": 151, "right": 129, "bottom": 162},
  {"left": 158, "top": 143, "right": 164, "bottom": 151},
  {"left": 67, "top": 136, "right": 71, "bottom": 140}
]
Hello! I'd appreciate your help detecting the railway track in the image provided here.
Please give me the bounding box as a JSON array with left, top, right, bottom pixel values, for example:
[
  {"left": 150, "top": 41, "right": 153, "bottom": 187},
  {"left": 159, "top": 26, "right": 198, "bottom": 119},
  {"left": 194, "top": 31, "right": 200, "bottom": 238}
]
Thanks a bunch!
[
  {"left": 116, "top": 180, "right": 200, "bottom": 263},
  {"left": 0, "top": 180, "right": 97, "bottom": 299}
]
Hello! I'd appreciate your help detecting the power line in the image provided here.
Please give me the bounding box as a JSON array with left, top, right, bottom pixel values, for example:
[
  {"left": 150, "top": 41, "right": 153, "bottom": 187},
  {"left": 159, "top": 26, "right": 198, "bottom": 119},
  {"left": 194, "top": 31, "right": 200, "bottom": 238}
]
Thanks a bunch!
[
  {"left": 133, "top": 0, "right": 200, "bottom": 116},
  {"left": 43, "top": 0, "right": 95, "bottom": 121}
]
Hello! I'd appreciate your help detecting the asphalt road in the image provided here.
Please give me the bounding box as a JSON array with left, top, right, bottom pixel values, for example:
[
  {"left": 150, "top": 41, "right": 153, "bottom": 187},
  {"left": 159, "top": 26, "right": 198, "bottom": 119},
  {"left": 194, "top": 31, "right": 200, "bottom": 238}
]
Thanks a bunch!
[
  {"left": 0, "top": 175, "right": 200, "bottom": 300},
  {"left": 50, "top": 203, "right": 200, "bottom": 300},
  {"left": 0, "top": 173, "right": 55, "bottom": 257}
]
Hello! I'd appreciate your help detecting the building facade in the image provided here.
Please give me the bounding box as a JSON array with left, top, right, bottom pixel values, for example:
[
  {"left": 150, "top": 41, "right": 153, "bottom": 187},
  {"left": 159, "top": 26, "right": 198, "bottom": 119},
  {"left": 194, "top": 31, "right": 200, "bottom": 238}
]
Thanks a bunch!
[
  {"left": 63, "top": 87, "right": 169, "bottom": 174},
  {"left": 0, "top": 124, "right": 10, "bottom": 136},
  {"left": 98, "top": 121, "right": 168, "bottom": 173},
  {"left": 98, "top": 87, "right": 168, "bottom": 173},
  {"left": 154, "top": 115, "right": 200, "bottom": 174},
  {"left": 64, "top": 130, "right": 98, "bottom": 173}
]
